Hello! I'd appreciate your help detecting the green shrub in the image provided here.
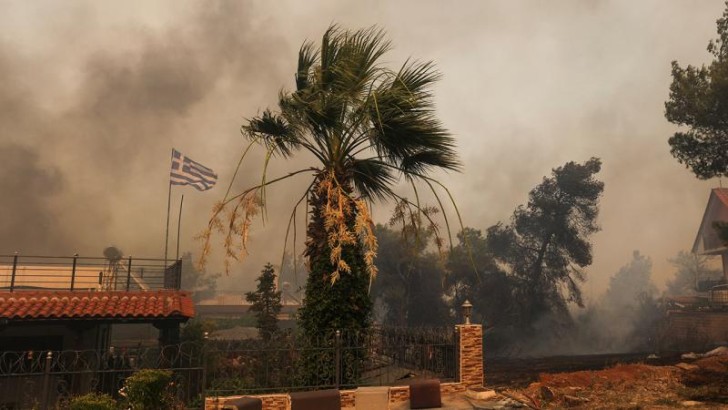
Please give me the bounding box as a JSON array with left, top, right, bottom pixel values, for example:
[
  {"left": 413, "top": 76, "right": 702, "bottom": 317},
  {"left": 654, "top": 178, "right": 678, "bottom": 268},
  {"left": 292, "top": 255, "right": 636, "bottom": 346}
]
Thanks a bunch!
[
  {"left": 180, "top": 318, "right": 217, "bottom": 342},
  {"left": 68, "top": 393, "right": 117, "bottom": 410},
  {"left": 121, "top": 369, "right": 176, "bottom": 409}
]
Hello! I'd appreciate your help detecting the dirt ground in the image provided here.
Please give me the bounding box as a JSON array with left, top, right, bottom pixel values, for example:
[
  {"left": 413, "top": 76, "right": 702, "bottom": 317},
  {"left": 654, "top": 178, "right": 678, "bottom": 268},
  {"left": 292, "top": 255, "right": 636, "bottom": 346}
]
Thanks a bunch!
[{"left": 495, "top": 355, "right": 728, "bottom": 409}]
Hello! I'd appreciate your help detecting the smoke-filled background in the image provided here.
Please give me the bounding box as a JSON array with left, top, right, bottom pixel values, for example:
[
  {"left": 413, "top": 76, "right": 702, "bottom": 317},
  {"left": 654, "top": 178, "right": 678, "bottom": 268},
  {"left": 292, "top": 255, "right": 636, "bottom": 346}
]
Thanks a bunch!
[{"left": 0, "top": 0, "right": 723, "bottom": 300}]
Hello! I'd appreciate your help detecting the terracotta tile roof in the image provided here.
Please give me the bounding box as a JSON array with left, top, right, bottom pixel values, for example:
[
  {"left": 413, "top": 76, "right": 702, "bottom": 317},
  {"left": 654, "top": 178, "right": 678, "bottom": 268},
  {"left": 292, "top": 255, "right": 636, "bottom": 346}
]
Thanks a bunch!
[
  {"left": 0, "top": 290, "right": 195, "bottom": 321},
  {"left": 714, "top": 188, "right": 728, "bottom": 208}
]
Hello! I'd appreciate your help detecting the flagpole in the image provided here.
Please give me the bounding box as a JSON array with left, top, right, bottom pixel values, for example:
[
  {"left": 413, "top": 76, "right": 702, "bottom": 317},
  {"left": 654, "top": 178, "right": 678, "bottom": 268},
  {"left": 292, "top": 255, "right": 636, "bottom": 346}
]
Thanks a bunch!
[
  {"left": 176, "top": 194, "right": 184, "bottom": 261},
  {"left": 164, "top": 149, "right": 173, "bottom": 266}
]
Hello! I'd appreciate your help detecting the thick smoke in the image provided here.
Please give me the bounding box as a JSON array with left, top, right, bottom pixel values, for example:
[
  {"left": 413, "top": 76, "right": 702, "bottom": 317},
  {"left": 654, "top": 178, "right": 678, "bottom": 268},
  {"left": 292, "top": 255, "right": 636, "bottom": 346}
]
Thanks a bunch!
[
  {"left": 0, "top": 143, "right": 67, "bottom": 252},
  {"left": 1, "top": 1, "right": 726, "bottom": 298},
  {"left": 0, "top": 3, "right": 296, "bottom": 292}
]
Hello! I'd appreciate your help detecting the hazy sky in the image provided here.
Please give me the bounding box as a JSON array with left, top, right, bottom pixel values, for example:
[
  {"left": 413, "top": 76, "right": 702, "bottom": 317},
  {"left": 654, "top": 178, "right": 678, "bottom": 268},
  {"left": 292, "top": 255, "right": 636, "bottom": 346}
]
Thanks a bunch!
[{"left": 0, "top": 0, "right": 724, "bottom": 300}]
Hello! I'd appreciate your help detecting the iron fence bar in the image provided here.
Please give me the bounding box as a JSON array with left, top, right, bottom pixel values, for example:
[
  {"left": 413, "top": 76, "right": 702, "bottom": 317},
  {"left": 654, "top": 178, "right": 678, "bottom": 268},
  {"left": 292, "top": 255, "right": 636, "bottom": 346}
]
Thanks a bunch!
[
  {"left": 70, "top": 253, "right": 78, "bottom": 291},
  {"left": 201, "top": 332, "right": 209, "bottom": 404},
  {"left": 454, "top": 326, "right": 460, "bottom": 384},
  {"left": 126, "top": 256, "right": 132, "bottom": 291},
  {"left": 176, "top": 259, "right": 182, "bottom": 288},
  {"left": 335, "top": 329, "right": 341, "bottom": 389},
  {"left": 41, "top": 351, "right": 52, "bottom": 410},
  {"left": 10, "top": 252, "right": 18, "bottom": 292}
]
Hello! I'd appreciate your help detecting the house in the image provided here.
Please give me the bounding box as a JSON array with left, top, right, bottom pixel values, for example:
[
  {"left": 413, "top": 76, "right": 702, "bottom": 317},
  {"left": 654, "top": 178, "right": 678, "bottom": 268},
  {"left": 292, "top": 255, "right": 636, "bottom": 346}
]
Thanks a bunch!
[
  {"left": 0, "top": 289, "right": 195, "bottom": 351},
  {"left": 663, "top": 188, "right": 728, "bottom": 350},
  {"left": 0, "top": 255, "right": 197, "bottom": 407},
  {"left": 0, "top": 255, "right": 195, "bottom": 351},
  {"left": 692, "top": 187, "right": 728, "bottom": 285}
]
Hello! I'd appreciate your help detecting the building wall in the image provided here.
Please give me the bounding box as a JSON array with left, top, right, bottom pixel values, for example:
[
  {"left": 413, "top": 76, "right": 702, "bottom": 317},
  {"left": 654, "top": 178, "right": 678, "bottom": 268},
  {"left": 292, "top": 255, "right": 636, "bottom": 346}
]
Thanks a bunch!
[
  {"left": 110, "top": 323, "right": 158, "bottom": 347},
  {"left": 0, "top": 323, "right": 106, "bottom": 351},
  {"left": 665, "top": 310, "right": 728, "bottom": 350}
]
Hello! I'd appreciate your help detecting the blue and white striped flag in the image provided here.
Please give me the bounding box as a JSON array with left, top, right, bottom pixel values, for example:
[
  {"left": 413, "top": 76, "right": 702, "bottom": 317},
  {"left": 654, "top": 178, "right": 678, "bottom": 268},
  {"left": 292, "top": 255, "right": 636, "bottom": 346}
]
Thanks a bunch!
[{"left": 170, "top": 149, "right": 218, "bottom": 191}]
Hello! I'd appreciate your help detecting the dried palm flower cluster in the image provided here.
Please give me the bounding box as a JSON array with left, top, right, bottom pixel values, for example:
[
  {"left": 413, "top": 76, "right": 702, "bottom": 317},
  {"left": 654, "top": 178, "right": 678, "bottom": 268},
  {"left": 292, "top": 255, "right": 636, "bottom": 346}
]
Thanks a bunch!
[
  {"left": 196, "top": 170, "right": 383, "bottom": 284},
  {"left": 389, "top": 199, "right": 445, "bottom": 256},
  {"left": 318, "top": 173, "right": 379, "bottom": 284},
  {"left": 196, "top": 191, "right": 262, "bottom": 274}
]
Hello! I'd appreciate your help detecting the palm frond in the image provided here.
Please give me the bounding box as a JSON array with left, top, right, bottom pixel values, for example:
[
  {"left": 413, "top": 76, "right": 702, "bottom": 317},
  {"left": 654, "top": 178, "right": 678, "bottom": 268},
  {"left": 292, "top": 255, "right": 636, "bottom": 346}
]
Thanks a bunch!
[
  {"left": 244, "top": 109, "right": 301, "bottom": 158},
  {"left": 350, "top": 158, "right": 397, "bottom": 201},
  {"left": 296, "top": 41, "right": 318, "bottom": 92},
  {"left": 319, "top": 25, "right": 343, "bottom": 91},
  {"left": 333, "top": 26, "right": 391, "bottom": 98},
  {"left": 400, "top": 149, "right": 461, "bottom": 175},
  {"left": 367, "top": 60, "right": 460, "bottom": 173}
]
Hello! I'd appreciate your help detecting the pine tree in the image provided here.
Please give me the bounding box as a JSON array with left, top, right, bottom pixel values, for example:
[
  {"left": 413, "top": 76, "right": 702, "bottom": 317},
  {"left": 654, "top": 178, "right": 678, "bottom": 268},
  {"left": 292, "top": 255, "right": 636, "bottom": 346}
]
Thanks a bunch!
[
  {"left": 665, "top": 3, "right": 728, "bottom": 179},
  {"left": 245, "top": 263, "right": 282, "bottom": 342},
  {"left": 486, "top": 158, "right": 604, "bottom": 328}
]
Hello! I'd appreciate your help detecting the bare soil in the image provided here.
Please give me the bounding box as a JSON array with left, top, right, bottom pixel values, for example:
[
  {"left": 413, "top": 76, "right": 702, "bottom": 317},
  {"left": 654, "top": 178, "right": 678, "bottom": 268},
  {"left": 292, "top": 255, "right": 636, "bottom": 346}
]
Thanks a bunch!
[{"left": 495, "top": 355, "right": 728, "bottom": 409}]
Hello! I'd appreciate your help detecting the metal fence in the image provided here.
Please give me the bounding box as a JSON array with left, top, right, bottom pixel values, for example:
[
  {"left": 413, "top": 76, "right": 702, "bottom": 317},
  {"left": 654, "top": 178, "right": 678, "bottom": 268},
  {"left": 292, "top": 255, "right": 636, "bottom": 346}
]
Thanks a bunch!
[
  {"left": 206, "top": 326, "right": 458, "bottom": 396},
  {"left": 0, "top": 254, "right": 182, "bottom": 292},
  {"left": 0, "top": 344, "right": 204, "bottom": 409},
  {"left": 0, "top": 326, "right": 458, "bottom": 408}
]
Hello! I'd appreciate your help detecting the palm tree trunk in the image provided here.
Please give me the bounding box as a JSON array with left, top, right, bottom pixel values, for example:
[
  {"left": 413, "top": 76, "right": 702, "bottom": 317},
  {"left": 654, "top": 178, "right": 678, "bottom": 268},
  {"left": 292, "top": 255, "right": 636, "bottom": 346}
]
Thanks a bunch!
[
  {"left": 297, "top": 173, "right": 372, "bottom": 387},
  {"left": 299, "top": 173, "right": 372, "bottom": 333}
]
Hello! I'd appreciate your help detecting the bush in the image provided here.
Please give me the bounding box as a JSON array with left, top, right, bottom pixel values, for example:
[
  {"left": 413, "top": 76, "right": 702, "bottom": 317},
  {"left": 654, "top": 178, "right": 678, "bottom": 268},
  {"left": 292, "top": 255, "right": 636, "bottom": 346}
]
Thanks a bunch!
[
  {"left": 180, "top": 318, "right": 217, "bottom": 342},
  {"left": 68, "top": 393, "right": 117, "bottom": 410},
  {"left": 121, "top": 369, "right": 177, "bottom": 409}
]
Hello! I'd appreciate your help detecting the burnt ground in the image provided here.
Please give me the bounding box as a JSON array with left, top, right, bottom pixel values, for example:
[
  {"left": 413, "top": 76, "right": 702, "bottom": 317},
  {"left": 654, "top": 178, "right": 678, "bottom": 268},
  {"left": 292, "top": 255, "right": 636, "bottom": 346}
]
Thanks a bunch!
[
  {"left": 485, "top": 352, "right": 683, "bottom": 388},
  {"left": 483, "top": 353, "right": 728, "bottom": 409}
]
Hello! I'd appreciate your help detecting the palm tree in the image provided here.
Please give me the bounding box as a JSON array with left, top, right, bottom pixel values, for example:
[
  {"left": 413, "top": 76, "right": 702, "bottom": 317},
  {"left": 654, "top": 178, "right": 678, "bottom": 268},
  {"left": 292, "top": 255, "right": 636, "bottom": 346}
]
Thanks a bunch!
[{"left": 201, "top": 25, "right": 460, "bottom": 337}]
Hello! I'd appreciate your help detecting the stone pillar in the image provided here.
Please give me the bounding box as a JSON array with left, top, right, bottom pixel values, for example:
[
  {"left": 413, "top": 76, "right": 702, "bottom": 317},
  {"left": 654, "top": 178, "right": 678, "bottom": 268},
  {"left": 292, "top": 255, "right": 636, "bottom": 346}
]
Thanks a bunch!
[{"left": 456, "top": 324, "right": 484, "bottom": 388}]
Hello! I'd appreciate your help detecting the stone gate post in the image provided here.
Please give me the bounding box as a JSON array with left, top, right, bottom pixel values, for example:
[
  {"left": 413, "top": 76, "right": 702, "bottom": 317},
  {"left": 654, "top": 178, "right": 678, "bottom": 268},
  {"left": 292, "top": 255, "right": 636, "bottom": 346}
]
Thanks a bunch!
[{"left": 456, "top": 300, "right": 484, "bottom": 388}]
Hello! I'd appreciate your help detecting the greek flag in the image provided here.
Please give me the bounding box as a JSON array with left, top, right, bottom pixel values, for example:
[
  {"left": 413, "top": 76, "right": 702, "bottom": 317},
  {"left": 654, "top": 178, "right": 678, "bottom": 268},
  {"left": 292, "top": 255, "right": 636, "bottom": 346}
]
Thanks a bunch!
[{"left": 170, "top": 149, "right": 218, "bottom": 191}]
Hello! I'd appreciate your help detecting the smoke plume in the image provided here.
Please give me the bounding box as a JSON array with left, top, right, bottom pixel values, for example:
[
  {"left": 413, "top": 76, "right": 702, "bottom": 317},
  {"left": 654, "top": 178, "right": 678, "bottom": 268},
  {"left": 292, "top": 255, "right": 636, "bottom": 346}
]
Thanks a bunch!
[{"left": 0, "top": 1, "right": 726, "bottom": 297}]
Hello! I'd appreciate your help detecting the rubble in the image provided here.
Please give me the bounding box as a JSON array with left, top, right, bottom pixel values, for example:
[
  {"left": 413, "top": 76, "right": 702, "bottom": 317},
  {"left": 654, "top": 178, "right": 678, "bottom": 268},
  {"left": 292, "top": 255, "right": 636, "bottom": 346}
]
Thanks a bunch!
[
  {"left": 675, "top": 362, "right": 700, "bottom": 371},
  {"left": 680, "top": 345, "right": 728, "bottom": 361}
]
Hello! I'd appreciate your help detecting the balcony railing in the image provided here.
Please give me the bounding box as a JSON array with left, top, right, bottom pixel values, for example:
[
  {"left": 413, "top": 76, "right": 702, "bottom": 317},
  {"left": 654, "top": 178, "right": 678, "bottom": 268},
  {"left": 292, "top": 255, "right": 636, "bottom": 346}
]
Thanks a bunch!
[{"left": 0, "top": 254, "right": 182, "bottom": 292}]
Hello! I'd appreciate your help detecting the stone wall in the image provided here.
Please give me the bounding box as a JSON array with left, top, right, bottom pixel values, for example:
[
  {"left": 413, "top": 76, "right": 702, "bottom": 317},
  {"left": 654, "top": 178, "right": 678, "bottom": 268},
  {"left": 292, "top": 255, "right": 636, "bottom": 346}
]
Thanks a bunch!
[
  {"left": 340, "top": 390, "right": 355, "bottom": 408},
  {"left": 207, "top": 394, "right": 289, "bottom": 410},
  {"left": 205, "top": 383, "right": 466, "bottom": 410},
  {"left": 456, "top": 324, "right": 484, "bottom": 388}
]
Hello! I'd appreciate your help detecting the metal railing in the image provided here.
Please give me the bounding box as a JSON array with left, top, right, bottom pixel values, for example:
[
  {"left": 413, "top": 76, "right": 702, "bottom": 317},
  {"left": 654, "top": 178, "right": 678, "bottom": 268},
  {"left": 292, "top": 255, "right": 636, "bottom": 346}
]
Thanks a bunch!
[
  {"left": 0, "top": 326, "right": 458, "bottom": 408},
  {"left": 0, "top": 254, "right": 182, "bottom": 292},
  {"left": 206, "top": 326, "right": 458, "bottom": 396},
  {"left": 0, "top": 344, "right": 204, "bottom": 409}
]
